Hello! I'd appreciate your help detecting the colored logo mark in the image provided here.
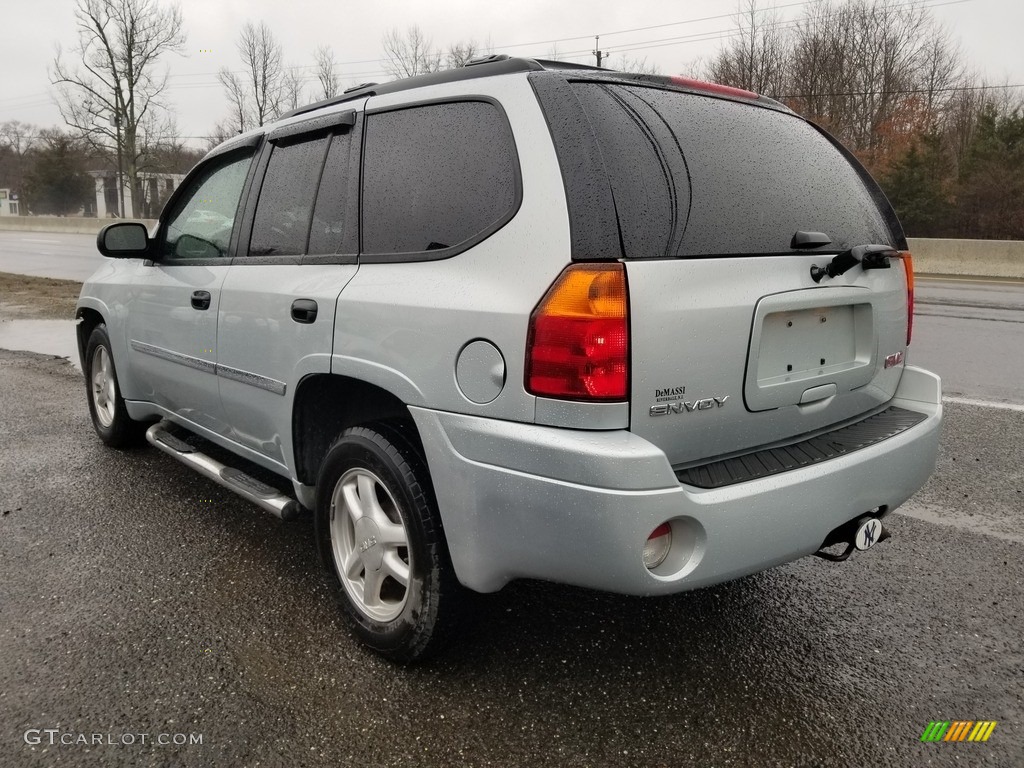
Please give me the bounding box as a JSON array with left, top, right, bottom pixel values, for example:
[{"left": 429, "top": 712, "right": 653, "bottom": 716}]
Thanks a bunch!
[{"left": 920, "top": 721, "right": 997, "bottom": 742}]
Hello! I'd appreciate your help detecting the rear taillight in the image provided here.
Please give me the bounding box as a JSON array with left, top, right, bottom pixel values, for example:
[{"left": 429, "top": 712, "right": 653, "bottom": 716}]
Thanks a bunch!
[
  {"left": 897, "top": 251, "right": 914, "bottom": 346},
  {"left": 525, "top": 263, "right": 628, "bottom": 401}
]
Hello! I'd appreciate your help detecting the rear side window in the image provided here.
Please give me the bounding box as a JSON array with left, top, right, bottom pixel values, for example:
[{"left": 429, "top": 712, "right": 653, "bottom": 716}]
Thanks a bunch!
[
  {"left": 308, "top": 132, "right": 355, "bottom": 255},
  {"left": 361, "top": 101, "right": 518, "bottom": 258},
  {"left": 249, "top": 135, "right": 329, "bottom": 256},
  {"left": 554, "top": 82, "right": 894, "bottom": 258}
]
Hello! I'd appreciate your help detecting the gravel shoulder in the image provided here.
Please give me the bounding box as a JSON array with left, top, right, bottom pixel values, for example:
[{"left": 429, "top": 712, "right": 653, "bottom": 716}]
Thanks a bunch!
[{"left": 0, "top": 271, "right": 82, "bottom": 321}]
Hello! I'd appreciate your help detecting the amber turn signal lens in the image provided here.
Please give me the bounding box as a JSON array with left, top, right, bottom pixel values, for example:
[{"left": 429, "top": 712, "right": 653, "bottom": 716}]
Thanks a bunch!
[{"left": 525, "top": 263, "right": 629, "bottom": 401}]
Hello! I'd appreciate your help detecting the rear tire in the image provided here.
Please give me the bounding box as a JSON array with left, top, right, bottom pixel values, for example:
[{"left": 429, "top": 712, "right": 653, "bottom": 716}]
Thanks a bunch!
[
  {"left": 315, "top": 423, "right": 463, "bottom": 663},
  {"left": 84, "top": 324, "right": 146, "bottom": 448}
]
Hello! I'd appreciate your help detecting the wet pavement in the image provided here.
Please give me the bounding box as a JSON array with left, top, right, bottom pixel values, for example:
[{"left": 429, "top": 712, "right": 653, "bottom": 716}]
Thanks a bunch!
[
  {"left": 0, "top": 319, "right": 79, "bottom": 370},
  {"left": 910, "top": 277, "right": 1024, "bottom": 404},
  {"left": 0, "top": 349, "right": 1021, "bottom": 767}
]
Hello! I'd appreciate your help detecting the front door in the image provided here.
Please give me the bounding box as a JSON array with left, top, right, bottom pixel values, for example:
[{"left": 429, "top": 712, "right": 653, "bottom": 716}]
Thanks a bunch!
[{"left": 124, "top": 146, "right": 256, "bottom": 437}]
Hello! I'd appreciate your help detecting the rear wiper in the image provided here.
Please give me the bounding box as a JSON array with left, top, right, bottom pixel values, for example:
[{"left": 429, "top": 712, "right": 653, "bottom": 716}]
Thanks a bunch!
[{"left": 810, "top": 244, "right": 895, "bottom": 283}]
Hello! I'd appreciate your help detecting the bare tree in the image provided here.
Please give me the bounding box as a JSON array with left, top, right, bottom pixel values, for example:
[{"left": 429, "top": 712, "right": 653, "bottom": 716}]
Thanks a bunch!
[
  {"left": 785, "top": 0, "right": 964, "bottom": 164},
  {"left": 51, "top": 0, "right": 186, "bottom": 217},
  {"left": 220, "top": 69, "right": 249, "bottom": 133},
  {"left": 382, "top": 26, "right": 442, "bottom": 78},
  {"left": 205, "top": 119, "right": 241, "bottom": 152},
  {"left": 613, "top": 55, "right": 661, "bottom": 75},
  {"left": 918, "top": 29, "right": 964, "bottom": 126},
  {"left": 314, "top": 45, "right": 339, "bottom": 100},
  {"left": 0, "top": 121, "right": 40, "bottom": 205},
  {"left": 706, "top": 0, "right": 790, "bottom": 96},
  {"left": 445, "top": 40, "right": 484, "bottom": 69},
  {"left": 0, "top": 121, "right": 38, "bottom": 159},
  {"left": 219, "top": 21, "right": 285, "bottom": 131},
  {"left": 281, "top": 66, "right": 305, "bottom": 113}
]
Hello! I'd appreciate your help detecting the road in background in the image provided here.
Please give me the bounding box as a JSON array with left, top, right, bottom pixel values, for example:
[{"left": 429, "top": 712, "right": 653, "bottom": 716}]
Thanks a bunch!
[
  {"left": 0, "top": 231, "right": 104, "bottom": 281},
  {"left": 911, "top": 276, "right": 1024, "bottom": 405}
]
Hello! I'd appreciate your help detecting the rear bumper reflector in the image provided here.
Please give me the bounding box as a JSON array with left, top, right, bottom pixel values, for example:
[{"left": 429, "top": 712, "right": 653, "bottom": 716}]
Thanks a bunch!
[{"left": 674, "top": 406, "right": 928, "bottom": 489}]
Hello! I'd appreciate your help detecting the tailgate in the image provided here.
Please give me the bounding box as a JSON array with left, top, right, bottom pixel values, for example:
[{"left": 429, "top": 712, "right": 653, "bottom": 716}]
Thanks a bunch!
[{"left": 626, "top": 256, "right": 909, "bottom": 467}]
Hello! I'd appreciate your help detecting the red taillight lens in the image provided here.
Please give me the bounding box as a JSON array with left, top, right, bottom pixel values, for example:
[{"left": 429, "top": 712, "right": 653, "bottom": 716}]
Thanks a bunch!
[
  {"left": 526, "top": 263, "right": 629, "bottom": 401},
  {"left": 897, "top": 251, "right": 914, "bottom": 346}
]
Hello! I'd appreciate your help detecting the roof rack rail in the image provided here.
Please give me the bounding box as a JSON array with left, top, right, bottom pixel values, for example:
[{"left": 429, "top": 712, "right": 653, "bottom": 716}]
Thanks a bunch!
[
  {"left": 344, "top": 81, "right": 379, "bottom": 94},
  {"left": 280, "top": 86, "right": 378, "bottom": 119},
  {"left": 465, "top": 54, "right": 511, "bottom": 67},
  {"left": 279, "top": 57, "right": 546, "bottom": 120},
  {"left": 531, "top": 58, "right": 611, "bottom": 72}
]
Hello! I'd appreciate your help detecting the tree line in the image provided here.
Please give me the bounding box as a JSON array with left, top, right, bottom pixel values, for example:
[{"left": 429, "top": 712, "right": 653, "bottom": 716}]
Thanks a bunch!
[
  {"left": 705, "top": 0, "right": 1023, "bottom": 240},
  {"left": 1, "top": 0, "right": 1020, "bottom": 238},
  {"left": 0, "top": 120, "right": 201, "bottom": 217}
]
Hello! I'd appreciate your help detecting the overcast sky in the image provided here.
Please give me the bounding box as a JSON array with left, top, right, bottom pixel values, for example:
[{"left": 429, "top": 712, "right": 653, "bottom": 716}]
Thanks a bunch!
[{"left": 3, "top": 0, "right": 1022, "bottom": 148}]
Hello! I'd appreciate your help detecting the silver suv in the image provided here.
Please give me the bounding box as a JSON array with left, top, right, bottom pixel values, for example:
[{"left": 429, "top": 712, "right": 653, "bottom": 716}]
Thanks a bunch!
[{"left": 77, "top": 56, "right": 942, "bottom": 661}]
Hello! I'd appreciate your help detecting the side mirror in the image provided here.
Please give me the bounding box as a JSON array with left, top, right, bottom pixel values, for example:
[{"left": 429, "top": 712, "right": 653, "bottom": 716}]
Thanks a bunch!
[{"left": 97, "top": 222, "right": 150, "bottom": 258}]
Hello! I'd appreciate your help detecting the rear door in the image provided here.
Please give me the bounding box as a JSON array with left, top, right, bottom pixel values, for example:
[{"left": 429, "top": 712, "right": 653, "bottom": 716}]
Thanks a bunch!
[
  {"left": 537, "top": 79, "right": 911, "bottom": 467},
  {"left": 216, "top": 109, "right": 361, "bottom": 468}
]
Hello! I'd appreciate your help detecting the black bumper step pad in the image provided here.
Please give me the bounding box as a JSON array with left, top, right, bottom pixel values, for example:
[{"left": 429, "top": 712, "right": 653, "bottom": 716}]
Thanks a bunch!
[{"left": 675, "top": 406, "right": 928, "bottom": 489}]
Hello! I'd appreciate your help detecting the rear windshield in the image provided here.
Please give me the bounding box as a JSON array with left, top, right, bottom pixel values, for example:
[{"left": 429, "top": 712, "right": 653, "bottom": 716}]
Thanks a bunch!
[{"left": 559, "top": 82, "right": 894, "bottom": 258}]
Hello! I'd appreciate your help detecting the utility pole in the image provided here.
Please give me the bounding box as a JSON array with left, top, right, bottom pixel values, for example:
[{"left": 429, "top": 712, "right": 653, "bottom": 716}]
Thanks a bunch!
[{"left": 593, "top": 35, "right": 607, "bottom": 68}]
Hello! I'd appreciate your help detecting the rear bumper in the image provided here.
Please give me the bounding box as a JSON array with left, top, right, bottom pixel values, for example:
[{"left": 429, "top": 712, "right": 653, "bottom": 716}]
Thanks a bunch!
[{"left": 411, "top": 366, "right": 942, "bottom": 594}]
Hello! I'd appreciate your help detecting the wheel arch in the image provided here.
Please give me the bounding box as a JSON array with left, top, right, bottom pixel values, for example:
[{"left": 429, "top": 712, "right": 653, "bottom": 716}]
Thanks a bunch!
[
  {"left": 75, "top": 305, "right": 106, "bottom": 370},
  {"left": 292, "top": 374, "right": 421, "bottom": 486}
]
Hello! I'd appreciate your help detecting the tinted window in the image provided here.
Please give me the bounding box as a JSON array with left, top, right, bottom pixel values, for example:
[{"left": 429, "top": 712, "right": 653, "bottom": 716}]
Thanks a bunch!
[
  {"left": 568, "top": 83, "right": 893, "bottom": 258},
  {"left": 162, "top": 150, "right": 253, "bottom": 260},
  {"left": 362, "top": 101, "right": 517, "bottom": 255},
  {"left": 249, "top": 136, "right": 329, "bottom": 256},
  {"left": 308, "top": 132, "right": 354, "bottom": 255}
]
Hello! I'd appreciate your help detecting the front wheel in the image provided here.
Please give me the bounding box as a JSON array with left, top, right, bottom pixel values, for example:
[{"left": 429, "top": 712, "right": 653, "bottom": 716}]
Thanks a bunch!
[
  {"left": 84, "top": 324, "right": 145, "bottom": 448},
  {"left": 315, "top": 424, "right": 464, "bottom": 663}
]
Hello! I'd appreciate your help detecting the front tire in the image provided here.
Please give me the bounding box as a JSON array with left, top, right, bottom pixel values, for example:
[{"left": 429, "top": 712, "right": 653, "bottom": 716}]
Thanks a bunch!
[
  {"left": 315, "top": 424, "right": 463, "bottom": 663},
  {"left": 84, "top": 324, "right": 145, "bottom": 448}
]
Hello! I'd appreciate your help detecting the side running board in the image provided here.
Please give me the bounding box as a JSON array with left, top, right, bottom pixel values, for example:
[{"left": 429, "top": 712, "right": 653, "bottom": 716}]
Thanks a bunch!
[{"left": 146, "top": 421, "right": 300, "bottom": 521}]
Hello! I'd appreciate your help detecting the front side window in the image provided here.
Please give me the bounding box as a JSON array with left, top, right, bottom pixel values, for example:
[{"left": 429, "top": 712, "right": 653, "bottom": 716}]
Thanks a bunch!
[
  {"left": 161, "top": 150, "right": 253, "bottom": 260},
  {"left": 361, "top": 101, "right": 518, "bottom": 256}
]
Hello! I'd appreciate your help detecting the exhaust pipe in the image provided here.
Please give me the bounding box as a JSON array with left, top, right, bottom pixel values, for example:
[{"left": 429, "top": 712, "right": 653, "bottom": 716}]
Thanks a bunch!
[{"left": 814, "top": 513, "right": 890, "bottom": 562}]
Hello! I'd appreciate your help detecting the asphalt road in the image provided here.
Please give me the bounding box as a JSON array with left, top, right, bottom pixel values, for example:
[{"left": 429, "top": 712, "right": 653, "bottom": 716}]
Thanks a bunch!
[
  {"left": 1, "top": 372, "right": 1022, "bottom": 766},
  {"left": 0, "top": 231, "right": 104, "bottom": 281},
  {"left": 910, "top": 276, "right": 1024, "bottom": 405}
]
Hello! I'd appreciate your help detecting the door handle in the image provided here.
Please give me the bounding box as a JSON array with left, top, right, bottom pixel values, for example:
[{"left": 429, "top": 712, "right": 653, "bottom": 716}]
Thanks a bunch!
[
  {"left": 291, "top": 298, "right": 318, "bottom": 324},
  {"left": 191, "top": 290, "right": 211, "bottom": 310}
]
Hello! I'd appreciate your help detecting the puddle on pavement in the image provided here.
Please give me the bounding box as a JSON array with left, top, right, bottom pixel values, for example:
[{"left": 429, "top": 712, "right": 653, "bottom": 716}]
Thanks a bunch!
[{"left": 0, "top": 319, "right": 80, "bottom": 370}]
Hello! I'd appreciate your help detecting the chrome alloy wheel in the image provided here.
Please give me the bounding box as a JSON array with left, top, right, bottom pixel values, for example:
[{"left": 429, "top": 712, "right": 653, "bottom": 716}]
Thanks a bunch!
[
  {"left": 329, "top": 468, "right": 412, "bottom": 622},
  {"left": 90, "top": 345, "right": 117, "bottom": 428}
]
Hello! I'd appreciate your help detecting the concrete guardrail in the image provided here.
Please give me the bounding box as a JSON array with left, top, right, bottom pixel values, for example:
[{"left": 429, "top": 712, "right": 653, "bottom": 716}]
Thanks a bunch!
[
  {"left": 906, "top": 238, "right": 1024, "bottom": 279},
  {"left": 0, "top": 217, "right": 1020, "bottom": 278},
  {"left": 0, "top": 216, "right": 157, "bottom": 236}
]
